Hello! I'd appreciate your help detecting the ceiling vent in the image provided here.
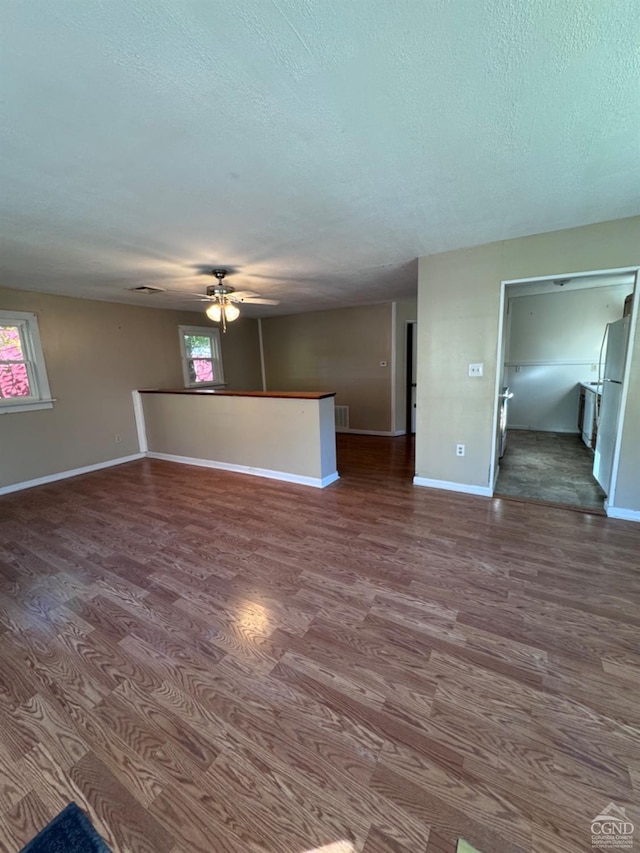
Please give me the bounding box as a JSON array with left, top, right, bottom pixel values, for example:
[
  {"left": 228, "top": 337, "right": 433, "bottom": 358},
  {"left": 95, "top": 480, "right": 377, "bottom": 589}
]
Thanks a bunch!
[{"left": 129, "top": 285, "right": 166, "bottom": 294}]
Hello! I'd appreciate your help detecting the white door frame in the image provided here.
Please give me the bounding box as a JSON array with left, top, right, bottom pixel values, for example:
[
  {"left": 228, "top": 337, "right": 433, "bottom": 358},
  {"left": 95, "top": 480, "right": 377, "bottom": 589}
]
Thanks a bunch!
[{"left": 488, "top": 266, "right": 640, "bottom": 509}]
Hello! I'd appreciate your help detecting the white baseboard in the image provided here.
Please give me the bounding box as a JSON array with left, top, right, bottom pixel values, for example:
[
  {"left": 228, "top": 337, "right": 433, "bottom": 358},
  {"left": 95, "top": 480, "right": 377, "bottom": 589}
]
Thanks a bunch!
[
  {"left": 320, "top": 471, "right": 341, "bottom": 487},
  {"left": 508, "top": 425, "right": 581, "bottom": 434},
  {"left": 0, "top": 453, "right": 145, "bottom": 496},
  {"left": 146, "top": 452, "right": 340, "bottom": 489},
  {"left": 493, "top": 464, "right": 500, "bottom": 489},
  {"left": 336, "top": 428, "right": 407, "bottom": 437},
  {"left": 413, "top": 476, "right": 493, "bottom": 497},
  {"left": 606, "top": 506, "right": 640, "bottom": 522}
]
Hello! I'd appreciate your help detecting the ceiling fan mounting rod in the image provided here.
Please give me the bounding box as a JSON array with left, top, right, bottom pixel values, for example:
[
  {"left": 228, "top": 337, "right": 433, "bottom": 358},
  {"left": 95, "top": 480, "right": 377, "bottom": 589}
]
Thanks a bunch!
[
  {"left": 208, "top": 269, "right": 235, "bottom": 298},
  {"left": 206, "top": 283, "right": 234, "bottom": 297}
]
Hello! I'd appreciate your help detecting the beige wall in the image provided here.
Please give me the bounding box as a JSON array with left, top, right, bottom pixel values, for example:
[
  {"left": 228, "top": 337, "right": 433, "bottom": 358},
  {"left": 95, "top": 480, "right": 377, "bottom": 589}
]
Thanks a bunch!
[
  {"left": 394, "top": 298, "right": 418, "bottom": 433},
  {"left": 261, "top": 303, "right": 394, "bottom": 432},
  {"left": 507, "top": 285, "right": 630, "bottom": 364},
  {"left": 416, "top": 216, "right": 640, "bottom": 511},
  {"left": 142, "top": 393, "right": 337, "bottom": 483},
  {"left": 220, "top": 316, "right": 263, "bottom": 392},
  {"left": 0, "top": 288, "right": 262, "bottom": 488}
]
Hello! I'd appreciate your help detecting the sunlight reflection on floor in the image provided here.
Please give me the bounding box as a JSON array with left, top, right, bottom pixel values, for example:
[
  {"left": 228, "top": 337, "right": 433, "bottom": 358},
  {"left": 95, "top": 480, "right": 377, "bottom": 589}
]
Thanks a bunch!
[{"left": 304, "top": 843, "right": 355, "bottom": 853}]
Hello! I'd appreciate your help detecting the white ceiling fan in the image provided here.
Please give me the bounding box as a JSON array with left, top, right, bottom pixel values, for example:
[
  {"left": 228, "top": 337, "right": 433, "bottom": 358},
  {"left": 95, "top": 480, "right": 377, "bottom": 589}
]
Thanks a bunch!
[{"left": 163, "top": 268, "right": 280, "bottom": 332}]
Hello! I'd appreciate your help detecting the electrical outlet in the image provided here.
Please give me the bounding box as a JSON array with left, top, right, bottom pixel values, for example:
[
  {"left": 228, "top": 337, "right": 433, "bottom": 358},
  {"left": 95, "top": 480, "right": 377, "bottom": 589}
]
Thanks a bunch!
[
  {"left": 515, "top": 365, "right": 521, "bottom": 373},
  {"left": 456, "top": 444, "right": 465, "bottom": 457},
  {"left": 468, "top": 363, "right": 483, "bottom": 377},
  {"left": 591, "top": 364, "right": 598, "bottom": 372},
  {"left": 115, "top": 434, "right": 122, "bottom": 443}
]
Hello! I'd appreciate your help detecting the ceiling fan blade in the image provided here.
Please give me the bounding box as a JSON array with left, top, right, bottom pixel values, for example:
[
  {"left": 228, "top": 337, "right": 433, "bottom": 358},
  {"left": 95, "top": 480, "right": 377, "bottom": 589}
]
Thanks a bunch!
[
  {"left": 162, "top": 288, "right": 212, "bottom": 298},
  {"left": 229, "top": 290, "right": 260, "bottom": 299},
  {"left": 237, "top": 297, "right": 280, "bottom": 305}
]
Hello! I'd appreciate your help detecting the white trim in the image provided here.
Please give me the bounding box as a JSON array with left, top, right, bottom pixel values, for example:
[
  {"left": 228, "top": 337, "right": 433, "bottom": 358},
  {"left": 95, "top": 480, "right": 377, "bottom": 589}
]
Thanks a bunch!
[
  {"left": 336, "top": 428, "right": 406, "bottom": 436},
  {"left": 0, "top": 399, "right": 54, "bottom": 414},
  {"left": 501, "top": 266, "right": 640, "bottom": 285},
  {"left": 508, "top": 425, "right": 581, "bottom": 434},
  {"left": 413, "top": 476, "right": 493, "bottom": 497},
  {"left": 320, "top": 471, "right": 340, "bottom": 487},
  {"left": 0, "top": 454, "right": 145, "bottom": 496},
  {"left": 506, "top": 276, "right": 635, "bottom": 298},
  {"left": 146, "top": 451, "right": 340, "bottom": 489},
  {"left": 504, "top": 359, "right": 599, "bottom": 366},
  {"left": 488, "top": 280, "right": 508, "bottom": 491},
  {"left": 390, "top": 301, "right": 397, "bottom": 433},
  {"left": 131, "top": 390, "right": 148, "bottom": 453},
  {"left": 257, "top": 318, "right": 267, "bottom": 392},
  {"left": 606, "top": 506, "right": 640, "bottom": 522},
  {"left": 607, "top": 270, "right": 639, "bottom": 507},
  {"left": 0, "top": 309, "right": 37, "bottom": 321}
]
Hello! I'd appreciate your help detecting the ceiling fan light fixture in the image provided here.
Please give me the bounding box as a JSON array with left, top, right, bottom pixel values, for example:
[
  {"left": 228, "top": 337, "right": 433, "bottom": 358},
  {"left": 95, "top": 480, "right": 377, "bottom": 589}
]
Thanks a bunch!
[
  {"left": 199, "top": 267, "right": 278, "bottom": 330},
  {"left": 206, "top": 303, "right": 222, "bottom": 322},
  {"left": 224, "top": 303, "right": 240, "bottom": 322}
]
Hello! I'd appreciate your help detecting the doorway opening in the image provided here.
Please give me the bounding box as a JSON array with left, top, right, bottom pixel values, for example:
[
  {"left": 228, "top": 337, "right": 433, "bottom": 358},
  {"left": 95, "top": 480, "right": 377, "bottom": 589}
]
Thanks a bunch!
[
  {"left": 405, "top": 321, "right": 417, "bottom": 434},
  {"left": 491, "top": 269, "right": 638, "bottom": 513}
]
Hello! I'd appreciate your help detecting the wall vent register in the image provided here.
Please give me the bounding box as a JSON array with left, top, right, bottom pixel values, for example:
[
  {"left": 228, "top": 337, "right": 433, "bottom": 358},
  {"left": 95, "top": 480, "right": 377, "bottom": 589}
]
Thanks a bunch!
[{"left": 335, "top": 405, "right": 349, "bottom": 429}]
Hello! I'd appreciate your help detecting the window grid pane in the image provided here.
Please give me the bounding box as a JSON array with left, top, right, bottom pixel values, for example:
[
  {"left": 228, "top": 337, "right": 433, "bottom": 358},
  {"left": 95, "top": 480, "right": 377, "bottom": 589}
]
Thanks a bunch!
[
  {"left": 189, "top": 359, "right": 214, "bottom": 384},
  {"left": 184, "top": 335, "right": 212, "bottom": 359},
  {"left": 0, "top": 325, "right": 25, "bottom": 361},
  {"left": 0, "top": 363, "right": 32, "bottom": 398}
]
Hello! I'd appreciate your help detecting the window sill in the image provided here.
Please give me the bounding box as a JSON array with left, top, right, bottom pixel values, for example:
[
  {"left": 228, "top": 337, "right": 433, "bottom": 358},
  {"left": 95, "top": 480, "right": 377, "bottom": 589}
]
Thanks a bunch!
[{"left": 0, "top": 399, "right": 55, "bottom": 415}]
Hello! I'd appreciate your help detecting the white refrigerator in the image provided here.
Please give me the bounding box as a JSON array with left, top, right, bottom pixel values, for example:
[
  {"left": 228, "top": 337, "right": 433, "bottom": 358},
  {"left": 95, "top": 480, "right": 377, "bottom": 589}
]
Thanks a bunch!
[{"left": 593, "top": 317, "right": 630, "bottom": 495}]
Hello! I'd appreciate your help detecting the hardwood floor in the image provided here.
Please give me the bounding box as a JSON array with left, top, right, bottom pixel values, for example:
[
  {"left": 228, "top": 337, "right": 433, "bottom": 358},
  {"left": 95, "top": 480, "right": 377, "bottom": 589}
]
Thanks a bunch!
[{"left": 0, "top": 434, "right": 638, "bottom": 852}]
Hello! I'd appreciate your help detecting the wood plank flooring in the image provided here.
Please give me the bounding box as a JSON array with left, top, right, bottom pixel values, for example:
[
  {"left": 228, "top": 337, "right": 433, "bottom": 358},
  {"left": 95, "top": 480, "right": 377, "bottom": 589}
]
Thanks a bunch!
[{"left": 0, "top": 434, "right": 638, "bottom": 852}]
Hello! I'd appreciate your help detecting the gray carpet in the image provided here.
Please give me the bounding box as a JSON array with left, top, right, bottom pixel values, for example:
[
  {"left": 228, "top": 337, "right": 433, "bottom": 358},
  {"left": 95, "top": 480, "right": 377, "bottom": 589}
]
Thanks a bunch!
[
  {"left": 19, "top": 803, "right": 111, "bottom": 852},
  {"left": 495, "top": 430, "right": 606, "bottom": 512}
]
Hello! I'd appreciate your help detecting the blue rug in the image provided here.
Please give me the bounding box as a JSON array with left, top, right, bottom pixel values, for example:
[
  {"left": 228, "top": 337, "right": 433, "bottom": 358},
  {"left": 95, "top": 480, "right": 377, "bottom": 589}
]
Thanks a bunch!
[{"left": 20, "top": 803, "right": 111, "bottom": 853}]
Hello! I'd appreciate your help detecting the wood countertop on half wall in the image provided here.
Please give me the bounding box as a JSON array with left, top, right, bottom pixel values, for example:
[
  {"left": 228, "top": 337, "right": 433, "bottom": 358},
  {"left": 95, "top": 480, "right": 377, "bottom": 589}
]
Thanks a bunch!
[{"left": 138, "top": 389, "right": 336, "bottom": 400}]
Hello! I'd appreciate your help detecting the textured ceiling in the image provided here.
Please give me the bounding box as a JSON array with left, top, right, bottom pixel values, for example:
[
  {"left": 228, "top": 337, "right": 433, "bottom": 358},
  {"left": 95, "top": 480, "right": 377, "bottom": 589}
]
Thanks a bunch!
[{"left": 1, "top": 1, "right": 639, "bottom": 316}]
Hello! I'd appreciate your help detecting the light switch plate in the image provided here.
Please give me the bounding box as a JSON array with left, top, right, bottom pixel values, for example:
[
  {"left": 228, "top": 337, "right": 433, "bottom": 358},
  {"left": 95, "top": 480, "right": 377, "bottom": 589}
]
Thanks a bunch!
[{"left": 468, "top": 363, "right": 483, "bottom": 377}]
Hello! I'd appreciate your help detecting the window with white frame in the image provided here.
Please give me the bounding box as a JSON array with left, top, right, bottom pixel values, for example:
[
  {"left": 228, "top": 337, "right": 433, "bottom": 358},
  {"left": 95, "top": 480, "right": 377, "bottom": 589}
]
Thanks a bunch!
[
  {"left": 0, "top": 311, "right": 53, "bottom": 414},
  {"left": 178, "top": 325, "right": 225, "bottom": 388}
]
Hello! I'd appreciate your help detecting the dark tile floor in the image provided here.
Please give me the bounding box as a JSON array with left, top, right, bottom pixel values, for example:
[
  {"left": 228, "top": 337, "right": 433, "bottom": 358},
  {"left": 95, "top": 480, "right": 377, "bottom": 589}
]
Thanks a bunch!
[{"left": 495, "top": 429, "right": 606, "bottom": 512}]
